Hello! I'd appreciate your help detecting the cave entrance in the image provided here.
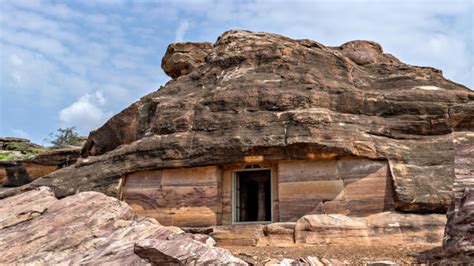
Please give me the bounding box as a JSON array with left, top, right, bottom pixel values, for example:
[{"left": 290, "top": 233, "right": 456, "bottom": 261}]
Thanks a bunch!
[{"left": 233, "top": 169, "right": 272, "bottom": 223}]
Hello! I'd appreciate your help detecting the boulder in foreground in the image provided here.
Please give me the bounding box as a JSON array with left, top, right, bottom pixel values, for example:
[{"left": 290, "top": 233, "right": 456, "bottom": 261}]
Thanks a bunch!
[{"left": 0, "top": 187, "right": 245, "bottom": 265}]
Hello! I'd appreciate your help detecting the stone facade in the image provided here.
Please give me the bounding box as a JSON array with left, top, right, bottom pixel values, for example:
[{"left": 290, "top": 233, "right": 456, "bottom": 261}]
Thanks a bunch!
[
  {"left": 122, "top": 157, "right": 393, "bottom": 227},
  {"left": 122, "top": 166, "right": 221, "bottom": 227},
  {"left": 278, "top": 159, "right": 393, "bottom": 221}
]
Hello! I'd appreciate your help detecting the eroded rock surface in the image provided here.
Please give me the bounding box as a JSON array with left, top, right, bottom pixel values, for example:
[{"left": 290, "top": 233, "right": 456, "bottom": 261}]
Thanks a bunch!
[
  {"left": 2, "top": 30, "right": 473, "bottom": 214},
  {"left": 192, "top": 212, "right": 446, "bottom": 248},
  {"left": 0, "top": 187, "right": 245, "bottom": 265},
  {"left": 295, "top": 212, "right": 446, "bottom": 246},
  {"left": 443, "top": 133, "right": 474, "bottom": 258},
  {"left": 0, "top": 147, "right": 80, "bottom": 187},
  {"left": 161, "top": 42, "right": 213, "bottom": 79},
  {"left": 338, "top": 40, "right": 400, "bottom": 65}
]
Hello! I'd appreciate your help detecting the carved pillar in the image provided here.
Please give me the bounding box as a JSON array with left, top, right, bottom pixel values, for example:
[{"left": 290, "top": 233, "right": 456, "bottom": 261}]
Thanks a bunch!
[{"left": 257, "top": 180, "right": 266, "bottom": 221}]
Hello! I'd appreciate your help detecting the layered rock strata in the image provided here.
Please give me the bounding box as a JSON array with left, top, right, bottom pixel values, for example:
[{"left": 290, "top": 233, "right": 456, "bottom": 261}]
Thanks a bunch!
[
  {"left": 161, "top": 42, "right": 213, "bottom": 79},
  {"left": 121, "top": 158, "right": 393, "bottom": 227},
  {"left": 443, "top": 133, "right": 474, "bottom": 258},
  {"left": 207, "top": 212, "right": 446, "bottom": 247},
  {"left": 1, "top": 30, "right": 472, "bottom": 215},
  {"left": 0, "top": 187, "right": 245, "bottom": 265},
  {"left": 0, "top": 147, "right": 80, "bottom": 187}
]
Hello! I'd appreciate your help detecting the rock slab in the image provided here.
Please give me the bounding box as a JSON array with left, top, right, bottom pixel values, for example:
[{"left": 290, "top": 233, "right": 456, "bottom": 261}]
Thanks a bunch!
[
  {"left": 0, "top": 187, "right": 246, "bottom": 265},
  {"left": 295, "top": 212, "right": 446, "bottom": 246}
]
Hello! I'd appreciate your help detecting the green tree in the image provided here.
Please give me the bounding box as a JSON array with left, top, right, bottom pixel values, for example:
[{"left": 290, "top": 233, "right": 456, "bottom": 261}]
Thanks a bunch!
[{"left": 46, "top": 127, "right": 82, "bottom": 148}]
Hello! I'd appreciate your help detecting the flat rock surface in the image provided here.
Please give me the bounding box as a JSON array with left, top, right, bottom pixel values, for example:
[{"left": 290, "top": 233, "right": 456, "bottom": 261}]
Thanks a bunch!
[
  {"left": 2, "top": 30, "right": 473, "bottom": 214},
  {"left": 0, "top": 187, "right": 245, "bottom": 265},
  {"left": 223, "top": 245, "right": 445, "bottom": 265}
]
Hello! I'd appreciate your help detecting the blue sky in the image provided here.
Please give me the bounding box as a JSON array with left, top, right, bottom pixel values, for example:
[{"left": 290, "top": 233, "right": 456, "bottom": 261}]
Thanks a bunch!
[{"left": 0, "top": 0, "right": 472, "bottom": 145}]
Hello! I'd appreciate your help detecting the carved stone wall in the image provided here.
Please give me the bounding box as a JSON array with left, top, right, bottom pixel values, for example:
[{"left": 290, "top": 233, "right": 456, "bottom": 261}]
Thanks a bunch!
[
  {"left": 122, "top": 158, "right": 394, "bottom": 227},
  {"left": 122, "top": 166, "right": 222, "bottom": 227},
  {"left": 278, "top": 159, "right": 393, "bottom": 221}
]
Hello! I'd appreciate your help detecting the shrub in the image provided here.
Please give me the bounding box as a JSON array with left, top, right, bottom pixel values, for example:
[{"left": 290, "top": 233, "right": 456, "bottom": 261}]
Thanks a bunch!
[
  {"left": 46, "top": 127, "right": 82, "bottom": 148},
  {"left": 0, "top": 151, "right": 15, "bottom": 161}
]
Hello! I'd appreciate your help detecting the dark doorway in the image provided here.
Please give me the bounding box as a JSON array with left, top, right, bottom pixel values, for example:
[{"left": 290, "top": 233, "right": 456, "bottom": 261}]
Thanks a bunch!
[{"left": 234, "top": 169, "right": 272, "bottom": 223}]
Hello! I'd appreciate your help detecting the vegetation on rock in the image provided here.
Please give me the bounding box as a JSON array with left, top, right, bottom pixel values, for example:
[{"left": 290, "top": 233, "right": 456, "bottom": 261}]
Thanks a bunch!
[
  {"left": 0, "top": 139, "right": 44, "bottom": 161},
  {"left": 45, "top": 127, "right": 82, "bottom": 148}
]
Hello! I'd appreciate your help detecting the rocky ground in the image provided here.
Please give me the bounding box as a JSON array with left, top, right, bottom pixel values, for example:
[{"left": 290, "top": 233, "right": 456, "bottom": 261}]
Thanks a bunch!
[
  {"left": 1, "top": 185, "right": 471, "bottom": 265},
  {"left": 225, "top": 245, "right": 444, "bottom": 265}
]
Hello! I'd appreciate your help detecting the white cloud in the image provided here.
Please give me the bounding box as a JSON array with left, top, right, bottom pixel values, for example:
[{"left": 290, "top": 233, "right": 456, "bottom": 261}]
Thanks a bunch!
[
  {"left": 59, "top": 91, "right": 109, "bottom": 132},
  {"left": 175, "top": 20, "right": 190, "bottom": 42}
]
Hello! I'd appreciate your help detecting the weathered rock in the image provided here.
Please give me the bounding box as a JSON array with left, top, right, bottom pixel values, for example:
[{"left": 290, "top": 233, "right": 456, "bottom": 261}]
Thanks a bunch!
[
  {"left": 338, "top": 40, "right": 400, "bottom": 65},
  {"left": 264, "top": 258, "right": 282, "bottom": 265},
  {"left": 168, "top": 232, "right": 217, "bottom": 247},
  {"left": 122, "top": 165, "right": 222, "bottom": 227},
  {"left": 0, "top": 137, "right": 42, "bottom": 154},
  {"left": 295, "top": 214, "right": 368, "bottom": 245},
  {"left": 263, "top": 222, "right": 296, "bottom": 246},
  {"left": 0, "top": 147, "right": 81, "bottom": 187},
  {"left": 0, "top": 187, "right": 246, "bottom": 265},
  {"left": 135, "top": 238, "right": 243, "bottom": 265},
  {"left": 0, "top": 186, "right": 56, "bottom": 229},
  {"left": 2, "top": 30, "right": 473, "bottom": 214},
  {"left": 0, "top": 137, "right": 30, "bottom": 144},
  {"left": 28, "top": 147, "right": 81, "bottom": 167},
  {"left": 298, "top": 256, "right": 325, "bottom": 266},
  {"left": 365, "top": 261, "right": 397, "bottom": 266},
  {"left": 443, "top": 189, "right": 474, "bottom": 257},
  {"left": 277, "top": 158, "right": 393, "bottom": 221},
  {"left": 295, "top": 212, "right": 446, "bottom": 246},
  {"left": 0, "top": 137, "right": 44, "bottom": 162},
  {"left": 443, "top": 132, "right": 474, "bottom": 258},
  {"left": 161, "top": 41, "right": 213, "bottom": 79},
  {"left": 210, "top": 224, "right": 267, "bottom": 246}
]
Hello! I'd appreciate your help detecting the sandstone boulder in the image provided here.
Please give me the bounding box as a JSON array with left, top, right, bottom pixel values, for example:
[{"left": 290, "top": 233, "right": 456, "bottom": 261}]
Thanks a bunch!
[
  {"left": 295, "top": 212, "right": 446, "bottom": 246},
  {"left": 210, "top": 224, "right": 267, "bottom": 246},
  {"left": 339, "top": 40, "right": 400, "bottom": 65},
  {"left": 0, "top": 187, "right": 245, "bottom": 265},
  {"left": 135, "top": 238, "right": 242, "bottom": 265},
  {"left": 161, "top": 41, "right": 213, "bottom": 79},
  {"left": 263, "top": 222, "right": 296, "bottom": 246},
  {"left": 1, "top": 30, "right": 472, "bottom": 214}
]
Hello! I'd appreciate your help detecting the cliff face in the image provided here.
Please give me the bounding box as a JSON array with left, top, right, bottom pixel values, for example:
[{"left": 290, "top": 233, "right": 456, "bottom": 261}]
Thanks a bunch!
[
  {"left": 0, "top": 138, "right": 80, "bottom": 187},
  {"left": 443, "top": 133, "right": 474, "bottom": 258},
  {"left": 2, "top": 30, "right": 472, "bottom": 213}
]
